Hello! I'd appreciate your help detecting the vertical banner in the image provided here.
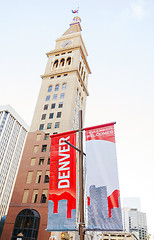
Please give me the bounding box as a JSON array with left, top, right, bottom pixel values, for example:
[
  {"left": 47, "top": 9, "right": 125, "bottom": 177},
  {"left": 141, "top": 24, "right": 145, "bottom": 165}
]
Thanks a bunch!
[
  {"left": 47, "top": 131, "right": 76, "bottom": 231},
  {"left": 85, "top": 123, "right": 123, "bottom": 230}
]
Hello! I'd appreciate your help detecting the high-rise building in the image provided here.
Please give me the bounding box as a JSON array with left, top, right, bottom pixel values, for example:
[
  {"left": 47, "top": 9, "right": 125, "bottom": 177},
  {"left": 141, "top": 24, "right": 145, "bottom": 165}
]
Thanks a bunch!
[
  {"left": 1, "top": 17, "right": 91, "bottom": 240},
  {"left": 122, "top": 207, "right": 148, "bottom": 240},
  {"left": 0, "top": 105, "right": 28, "bottom": 221}
]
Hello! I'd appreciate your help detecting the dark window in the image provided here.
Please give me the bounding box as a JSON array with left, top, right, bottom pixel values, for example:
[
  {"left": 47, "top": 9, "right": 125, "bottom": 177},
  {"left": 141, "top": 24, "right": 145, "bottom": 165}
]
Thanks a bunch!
[
  {"left": 38, "top": 175, "right": 41, "bottom": 183},
  {"left": 39, "top": 124, "right": 44, "bottom": 130},
  {"left": 60, "top": 58, "right": 65, "bottom": 67},
  {"left": 67, "top": 57, "right": 71, "bottom": 65},
  {"left": 64, "top": 74, "right": 68, "bottom": 77},
  {"left": 42, "top": 145, "right": 47, "bottom": 152},
  {"left": 44, "top": 175, "right": 49, "bottom": 183},
  {"left": 41, "top": 114, "right": 46, "bottom": 120},
  {"left": 47, "top": 157, "right": 50, "bottom": 165},
  {"left": 47, "top": 123, "right": 52, "bottom": 129},
  {"left": 53, "top": 132, "right": 58, "bottom": 134},
  {"left": 57, "top": 75, "right": 61, "bottom": 78},
  {"left": 58, "top": 102, "right": 63, "bottom": 108},
  {"left": 39, "top": 158, "right": 44, "bottom": 165},
  {"left": 51, "top": 103, "right": 56, "bottom": 109},
  {"left": 41, "top": 194, "right": 47, "bottom": 203},
  {"left": 44, "top": 104, "right": 48, "bottom": 110},
  {"left": 49, "top": 113, "right": 54, "bottom": 119},
  {"left": 57, "top": 112, "right": 62, "bottom": 118},
  {"left": 48, "top": 86, "right": 52, "bottom": 92},
  {"left": 34, "top": 194, "right": 38, "bottom": 203},
  {"left": 53, "top": 60, "right": 58, "bottom": 68},
  {"left": 11, "top": 209, "right": 40, "bottom": 240},
  {"left": 44, "top": 133, "right": 49, "bottom": 140},
  {"left": 50, "top": 76, "right": 54, "bottom": 79},
  {"left": 55, "top": 122, "right": 60, "bottom": 128}
]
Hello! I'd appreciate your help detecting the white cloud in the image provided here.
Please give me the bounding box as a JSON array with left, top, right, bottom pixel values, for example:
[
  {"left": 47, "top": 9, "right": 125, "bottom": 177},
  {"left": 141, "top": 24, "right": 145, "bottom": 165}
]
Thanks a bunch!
[{"left": 130, "top": 0, "right": 149, "bottom": 19}]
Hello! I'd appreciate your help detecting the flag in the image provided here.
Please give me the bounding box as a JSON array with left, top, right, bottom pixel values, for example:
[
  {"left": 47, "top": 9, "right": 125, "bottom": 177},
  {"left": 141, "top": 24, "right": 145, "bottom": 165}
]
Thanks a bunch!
[
  {"left": 85, "top": 123, "right": 123, "bottom": 230},
  {"left": 72, "top": 8, "right": 79, "bottom": 14},
  {"left": 47, "top": 131, "right": 76, "bottom": 231}
]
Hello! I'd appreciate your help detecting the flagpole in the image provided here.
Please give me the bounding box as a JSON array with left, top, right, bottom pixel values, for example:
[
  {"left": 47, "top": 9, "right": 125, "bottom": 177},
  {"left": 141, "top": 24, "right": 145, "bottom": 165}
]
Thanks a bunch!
[{"left": 79, "top": 110, "right": 85, "bottom": 240}]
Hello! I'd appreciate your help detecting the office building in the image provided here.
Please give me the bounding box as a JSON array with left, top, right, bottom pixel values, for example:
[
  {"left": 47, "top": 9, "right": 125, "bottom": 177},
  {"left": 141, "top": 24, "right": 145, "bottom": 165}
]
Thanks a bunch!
[
  {"left": 122, "top": 207, "right": 148, "bottom": 240},
  {"left": 0, "top": 105, "right": 28, "bottom": 232}
]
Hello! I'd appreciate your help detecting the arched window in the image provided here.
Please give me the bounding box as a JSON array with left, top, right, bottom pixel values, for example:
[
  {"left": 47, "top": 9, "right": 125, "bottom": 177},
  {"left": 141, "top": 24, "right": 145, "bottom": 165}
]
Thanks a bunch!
[
  {"left": 53, "top": 60, "right": 58, "bottom": 68},
  {"left": 62, "top": 83, "right": 66, "bottom": 90},
  {"left": 60, "top": 58, "right": 65, "bottom": 67},
  {"left": 66, "top": 57, "right": 71, "bottom": 65},
  {"left": 79, "top": 62, "right": 81, "bottom": 71},
  {"left": 11, "top": 209, "right": 40, "bottom": 240},
  {"left": 48, "top": 85, "right": 52, "bottom": 92},
  {"left": 55, "top": 84, "right": 59, "bottom": 91}
]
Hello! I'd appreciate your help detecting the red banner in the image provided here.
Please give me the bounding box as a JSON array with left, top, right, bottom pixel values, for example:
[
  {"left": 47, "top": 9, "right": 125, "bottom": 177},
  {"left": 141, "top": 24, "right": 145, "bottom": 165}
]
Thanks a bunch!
[{"left": 47, "top": 131, "right": 76, "bottom": 231}]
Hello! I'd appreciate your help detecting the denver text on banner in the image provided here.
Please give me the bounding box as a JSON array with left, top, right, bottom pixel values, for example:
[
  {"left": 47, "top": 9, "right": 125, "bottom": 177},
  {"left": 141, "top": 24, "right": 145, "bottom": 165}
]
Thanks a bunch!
[{"left": 47, "top": 131, "right": 76, "bottom": 231}]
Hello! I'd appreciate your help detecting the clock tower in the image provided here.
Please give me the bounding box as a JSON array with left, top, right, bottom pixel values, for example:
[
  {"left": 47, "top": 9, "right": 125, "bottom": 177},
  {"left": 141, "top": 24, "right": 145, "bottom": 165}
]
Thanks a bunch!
[{"left": 1, "top": 17, "right": 91, "bottom": 240}]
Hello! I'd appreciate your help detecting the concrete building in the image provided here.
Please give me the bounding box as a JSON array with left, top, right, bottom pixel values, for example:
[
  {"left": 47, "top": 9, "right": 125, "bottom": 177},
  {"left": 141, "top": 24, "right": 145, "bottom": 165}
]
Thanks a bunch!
[
  {"left": 1, "top": 17, "right": 91, "bottom": 240},
  {"left": 0, "top": 105, "right": 28, "bottom": 224},
  {"left": 122, "top": 207, "right": 148, "bottom": 240}
]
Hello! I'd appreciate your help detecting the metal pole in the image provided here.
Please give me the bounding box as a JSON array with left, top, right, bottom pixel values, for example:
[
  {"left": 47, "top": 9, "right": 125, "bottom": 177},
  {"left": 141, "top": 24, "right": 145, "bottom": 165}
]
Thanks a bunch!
[{"left": 79, "top": 110, "right": 84, "bottom": 240}]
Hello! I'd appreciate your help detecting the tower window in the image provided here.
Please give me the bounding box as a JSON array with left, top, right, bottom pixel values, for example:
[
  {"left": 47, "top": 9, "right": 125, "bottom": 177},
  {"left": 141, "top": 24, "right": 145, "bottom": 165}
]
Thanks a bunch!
[
  {"left": 53, "top": 60, "right": 58, "bottom": 68},
  {"left": 60, "top": 93, "right": 65, "bottom": 99},
  {"left": 55, "top": 84, "right": 59, "bottom": 91},
  {"left": 57, "top": 112, "right": 62, "bottom": 118},
  {"left": 53, "top": 94, "right": 57, "bottom": 100},
  {"left": 48, "top": 85, "right": 52, "bottom": 92},
  {"left": 39, "top": 124, "right": 44, "bottom": 130},
  {"left": 51, "top": 103, "right": 56, "bottom": 109},
  {"left": 44, "top": 104, "right": 48, "bottom": 110},
  {"left": 60, "top": 58, "right": 65, "bottom": 67},
  {"left": 49, "top": 113, "right": 54, "bottom": 119},
  {"left": 58, "top": 102, "right": 63, "bottom": 108},
  {"left": 55, "top": 122, "right": 60, "bottom": 128},
  {"left": 62, "top": 83, "right": 66, "bottom": 90},
  {"left": 46, "top": 95, "right": 50, "bottom": 101},
  {"left": 42, "top": 145, "right": 47, "bottom": 152},
  {"left": 47, "top": 123, "right": 52, "bottom": 129},
  {"left": 48, "top": 157, "right": 50, "bottom": 165},
  {"left": 66, "top": 57, "right": 71, "bottom": 65},
  {"left": 41, "top": 114, "right": 46, "bottom": 120}
]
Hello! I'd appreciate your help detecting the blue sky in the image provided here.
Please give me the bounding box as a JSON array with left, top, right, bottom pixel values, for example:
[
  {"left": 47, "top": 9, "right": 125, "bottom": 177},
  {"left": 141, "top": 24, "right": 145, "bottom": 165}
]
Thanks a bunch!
[{"left": 0, "top": 0, "right": 154, "bottom": 236}]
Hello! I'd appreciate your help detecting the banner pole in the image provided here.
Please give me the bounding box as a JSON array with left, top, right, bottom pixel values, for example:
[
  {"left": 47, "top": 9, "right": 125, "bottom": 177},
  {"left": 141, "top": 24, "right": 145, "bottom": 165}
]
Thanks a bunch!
[{"left": 79, "top": 110, "right": 85, "bottom": 240}]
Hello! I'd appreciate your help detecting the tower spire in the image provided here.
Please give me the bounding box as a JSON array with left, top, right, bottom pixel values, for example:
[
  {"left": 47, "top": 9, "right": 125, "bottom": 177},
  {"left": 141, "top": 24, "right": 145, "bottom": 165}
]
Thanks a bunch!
[{"left": 62, "top": 16, "right": 82, "bottom": 36}]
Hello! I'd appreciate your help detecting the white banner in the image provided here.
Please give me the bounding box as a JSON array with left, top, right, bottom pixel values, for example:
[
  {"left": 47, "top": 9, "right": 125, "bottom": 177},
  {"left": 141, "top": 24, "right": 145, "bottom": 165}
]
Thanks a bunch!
[{"left": 85, "top": 123, "right": 123, "bottom": 230}]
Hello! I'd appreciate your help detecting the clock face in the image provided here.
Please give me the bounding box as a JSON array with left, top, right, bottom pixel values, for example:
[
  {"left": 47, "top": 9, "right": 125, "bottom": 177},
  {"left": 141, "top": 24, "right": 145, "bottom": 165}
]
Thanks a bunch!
[{"left": 62, "top": 40, "right": 72, "bottom": 48}]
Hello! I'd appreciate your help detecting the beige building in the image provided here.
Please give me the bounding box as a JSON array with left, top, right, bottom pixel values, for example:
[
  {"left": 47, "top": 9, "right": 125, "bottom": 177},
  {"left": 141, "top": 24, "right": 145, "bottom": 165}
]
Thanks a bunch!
[{"left": 1, "top": 17, "right": 91, "bottom": 240}]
